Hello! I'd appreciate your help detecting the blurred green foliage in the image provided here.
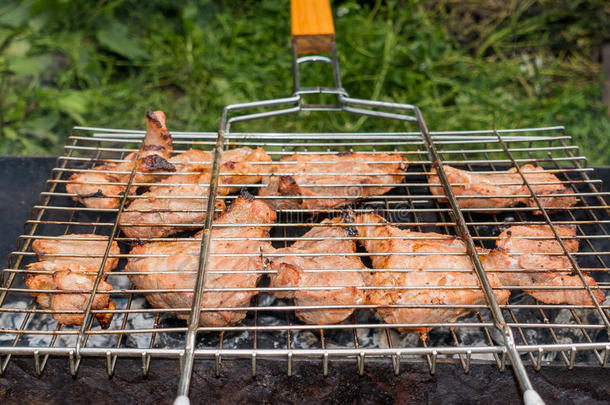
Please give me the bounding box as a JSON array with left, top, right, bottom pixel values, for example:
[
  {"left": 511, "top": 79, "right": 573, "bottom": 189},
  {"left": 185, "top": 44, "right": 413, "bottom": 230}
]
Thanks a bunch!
[{"left": 1, "top": 0, "right": 609, "bottom": 162}]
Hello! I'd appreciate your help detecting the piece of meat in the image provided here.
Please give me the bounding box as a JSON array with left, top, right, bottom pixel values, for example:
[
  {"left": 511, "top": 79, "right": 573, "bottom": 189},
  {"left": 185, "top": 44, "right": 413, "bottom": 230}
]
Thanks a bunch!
[
  {"left": 269, "top": 217, "right": 366, "bottom": 324},
  {"left": 125, "top": 193, "right": 276, "bottom": 327},
  {"left": 493, "top": 225, "right": 604, "bottom": 305},
  {"left": 166, "top": 149, "right": 213, "bottom": 174},
  {"left": 66, "top": 110, "right": 175, "bottom": 209},
  {"left": 48, "top": 271, "right": 114, "bottom": 326},
  {"left": 216, "top": 146, "right": 272, "bottom": 195},
  {"left": 25, "top": 234, "right": 120, "bottom": 326},
  {"left": 29, "top": 234, "right": 120, "bottom": 272},
  {"left": 258, "top": 152, "right": 408, "bottom": 210},
  {"left": 496, "top": 225, "right": 579, "bottom": 254},
  {"left": 428, "top": 165, "right": 578, "bottom": 213},
  {"left": 136, "top": 110, "right": 174, "bottom": 179},
  {"left": 65, "top": 165, "right": 129, "bottom": 210},
  {"left": 120, "top": 147, "right": 271, "bottom": 240},
  {"left": 354, "top": 216, "right": 604, "bottom": 332},
  {"left": 352, "top": 213, "right": 509, "bottom": 333},
  {"left": 120, "top": 171, "right": 223, "bottom": 240}
]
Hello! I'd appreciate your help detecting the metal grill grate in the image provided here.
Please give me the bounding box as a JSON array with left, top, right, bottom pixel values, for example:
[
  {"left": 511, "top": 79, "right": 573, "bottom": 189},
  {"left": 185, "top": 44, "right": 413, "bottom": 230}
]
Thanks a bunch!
[
  {"left": 2, "top": 3, "right": 610, "bottom": 401},
  {"left": 1, "top": 126, "right": 608, "bottom": 385}
]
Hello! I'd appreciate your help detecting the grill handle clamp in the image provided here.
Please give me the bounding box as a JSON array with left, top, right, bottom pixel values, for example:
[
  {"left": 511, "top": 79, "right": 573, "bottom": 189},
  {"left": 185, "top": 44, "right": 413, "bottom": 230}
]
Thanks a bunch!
[
  {"left": 290, "top": 0, "right": 347, "bottom": 105},
  {"left": 291, "top": 0, "right": 335, "bottom": 55}
]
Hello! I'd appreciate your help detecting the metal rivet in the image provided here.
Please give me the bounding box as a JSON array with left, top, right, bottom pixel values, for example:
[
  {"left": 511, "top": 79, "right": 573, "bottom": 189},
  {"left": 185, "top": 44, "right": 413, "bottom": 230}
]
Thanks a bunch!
[
  {"left": 33, "top": 350, "right": 41, "bottom": 376},
  {"left": 215, "top": 352, "right": 221, "bottom": 377},
  {"left": 142, "top": 352, "right": 150, "bottom": 378},
  {"left": 323, "top": 352, "right": 329, "bottom": 377},
  {"left": 106, "top": 351, "right": 113, "bottom": 377},
  {"left": 430, "top": 350, "right": 437, "bottom": 375},
  {"left": 287, "top": 352, "right": 293, "bottom": 377},
  {"left": 69, "top": 351, "right": 77, "bottom": 376},
  {"left": 569, "top": 346, "right": 577, "bottom": 370},
  {"left": 393, "top": 352, "right": 401, "bottom": 376},
  {"left": 535, "top": 348, "right": 543, "bottom": 371}
]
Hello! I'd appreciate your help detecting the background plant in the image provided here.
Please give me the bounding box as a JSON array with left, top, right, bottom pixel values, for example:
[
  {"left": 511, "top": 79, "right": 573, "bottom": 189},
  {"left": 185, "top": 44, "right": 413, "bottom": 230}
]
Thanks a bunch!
[{"left": 1, "top": 0, "right": 609, "bottom": 163}]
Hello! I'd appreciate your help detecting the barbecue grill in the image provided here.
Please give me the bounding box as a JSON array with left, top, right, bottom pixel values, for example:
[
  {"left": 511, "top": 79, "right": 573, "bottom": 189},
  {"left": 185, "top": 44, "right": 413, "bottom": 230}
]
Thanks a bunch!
[{"left": 1, "top": 1, "right": 609, "bottom": 404}]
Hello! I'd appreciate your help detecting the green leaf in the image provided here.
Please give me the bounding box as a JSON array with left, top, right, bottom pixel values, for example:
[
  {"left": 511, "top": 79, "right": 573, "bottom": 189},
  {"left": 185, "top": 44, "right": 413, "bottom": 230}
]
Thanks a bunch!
[
  {"left": 0, "top": 1, "right": 31, "bottom": 29},
  {"left": 56, "top": 90, "right": 89, "bottom": 125},
  {"left": 3, "top": 38, "right": 31, "bottom": 57},
  {"left": 22, "top": 114, "right": 59, "bottom": 132},
  {"left": 96, "top": 22, "right": 149, "bottom": 61},
  {"left": 7, "top": 54, "right": 52, "bottom": 76},
  {"left": 3, "top": 126, "right": 18, "bottom": 141}
]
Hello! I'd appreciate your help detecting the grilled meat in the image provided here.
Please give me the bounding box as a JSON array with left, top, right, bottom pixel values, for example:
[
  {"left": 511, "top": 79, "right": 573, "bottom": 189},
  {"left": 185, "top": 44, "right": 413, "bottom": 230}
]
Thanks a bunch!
[
  {"left": 269, "top": 217, "right": 366, "bottom": 324},
  {"left": 120, "top": 147, "right": 271, "bottom": 240},
  {"left": 66, "top": 111, "right": 175, "bottom": 209},
  {"left": 134, "top": 110, "right": 175, "bottom": 181},
  {"left": 494, "top": 225, "right": 604, "bottom": 305},
  {"left": 25, "top": 234, "right": 120, "bottom": 326},
  {"left": 166, "top": 149, "right": 212, "bottom": 174},
  {"left": 28, "top": 235, "right": 119, "bottom": 272},
  {"left": 125, "top": 193, "right": 276, "bottom": 327},
  {"left": 496, "top": 224, "right": 579, "bottom": 253},
  {"left": 353, "top": 215, "right": 603, "bottom": 332},
  {"left": 353, "top": 213, "right": 509, "bottom": 333},
  {"left": 258, "top": 152, "right": 408, "bottom": 210},
  {"left": 215, "top": 147, "right": 273, "bottom": 195},
  {"left": 428, "top": 165, "right": 578, "bottom": 213},
  {"left": 65, "top": 165, "right": 128, "bottom": 211},
  {"left": 120, "top": 170, "right": 223, "bottom": 240}
]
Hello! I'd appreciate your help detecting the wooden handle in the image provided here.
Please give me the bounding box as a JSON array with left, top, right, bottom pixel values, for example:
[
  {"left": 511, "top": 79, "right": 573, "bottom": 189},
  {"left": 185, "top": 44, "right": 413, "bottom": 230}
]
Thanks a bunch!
[{"left": 291, "top": 0, "right": 335, "bottom": 55}]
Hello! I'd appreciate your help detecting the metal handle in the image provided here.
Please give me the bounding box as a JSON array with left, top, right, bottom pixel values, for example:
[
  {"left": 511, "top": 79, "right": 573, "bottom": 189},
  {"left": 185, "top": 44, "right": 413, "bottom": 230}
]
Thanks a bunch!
[
  {"left": 524, "top": 389, "right": 546, "bottom": 405},
  {"left": 291, "top": 0, "right": 335, "bottom": 54},
  {"left": 174, "top": 395, "right": 190, "bottom": 405},
  {"left": 290, "top": 0, "right": 344, "bottom": 101},
  {"left": 291, "top": 47, "right": 345, "bottom": 99}
]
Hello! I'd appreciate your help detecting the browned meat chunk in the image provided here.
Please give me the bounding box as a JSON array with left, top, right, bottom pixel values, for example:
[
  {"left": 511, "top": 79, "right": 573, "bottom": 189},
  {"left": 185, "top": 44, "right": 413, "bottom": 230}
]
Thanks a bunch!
[
  {"left": 428, "top": 165, "right": 578, "bottom": 213},
  {"left": 25, "top": 234, "right": 120, "bottom": 326},
  {"left": 29, "top": 234, "right": 119, "bottom": 272},
  {"left": 119, "top": 147, "right": 271, "bottom": 240},
  {"left": 66, "top": 111, "right": 175, "bottom": 209},
  {"left": 258, "top": 152, "right": 407, "bottom": 210},
  {"left": 353, "top": 215, "right": 604, "bottom": 332},
  {"left": 353, "top": 213, "right": 509, "bottom": 333},
  {"left": 496, "top": 224, "right": 578, "bottom": 253},
  {"left": 166, "top": 149, "right": 213, "bottom": 174},
  {"left": 269, "top": 217, "right": 366, "bottom": 324},
  {"left": 125, "top": 194, "right": 276, "bottom": 327},
  {"left": 65, "top": 166, "right": 128, "bottom": 211},
  {"left": 494, "top": 225, "right": 604, "bottom": 305}
]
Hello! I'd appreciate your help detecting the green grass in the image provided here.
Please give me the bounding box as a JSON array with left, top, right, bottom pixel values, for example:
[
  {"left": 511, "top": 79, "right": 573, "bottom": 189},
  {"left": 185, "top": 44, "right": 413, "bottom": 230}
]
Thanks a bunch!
[{"left": 1, "top": 0, "right": 609, "bottom": 163}]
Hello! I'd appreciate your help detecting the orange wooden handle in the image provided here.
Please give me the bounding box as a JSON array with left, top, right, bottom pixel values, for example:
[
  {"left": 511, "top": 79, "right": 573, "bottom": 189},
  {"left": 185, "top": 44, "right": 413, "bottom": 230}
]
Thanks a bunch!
[{"left": 291, "top": 0, "right": 335, "bottom": 54}]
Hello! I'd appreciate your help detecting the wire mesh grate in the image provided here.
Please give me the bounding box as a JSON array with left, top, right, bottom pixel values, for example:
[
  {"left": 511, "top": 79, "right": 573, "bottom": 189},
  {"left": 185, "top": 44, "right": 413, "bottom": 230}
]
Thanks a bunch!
[{"left": 1, "top": 126, "right": 609, "bottom": 380}]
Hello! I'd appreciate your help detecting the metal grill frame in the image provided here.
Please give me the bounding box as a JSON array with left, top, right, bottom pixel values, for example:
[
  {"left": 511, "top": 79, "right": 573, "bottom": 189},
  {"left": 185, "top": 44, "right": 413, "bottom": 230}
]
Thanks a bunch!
[{"left": 0, "top": 43, "right": 608, "bottom": 405}]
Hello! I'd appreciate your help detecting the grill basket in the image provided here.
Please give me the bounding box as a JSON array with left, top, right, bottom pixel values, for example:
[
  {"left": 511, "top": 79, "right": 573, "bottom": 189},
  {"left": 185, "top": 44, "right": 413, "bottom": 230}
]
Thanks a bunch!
[{"left": 1, "top": 1, "right": 609, "bottom": 404}]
